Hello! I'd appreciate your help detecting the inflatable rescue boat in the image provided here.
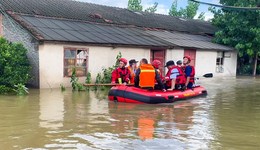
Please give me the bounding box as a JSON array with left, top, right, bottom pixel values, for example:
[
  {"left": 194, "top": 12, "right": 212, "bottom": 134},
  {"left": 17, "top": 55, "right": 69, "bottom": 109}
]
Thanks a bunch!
[{"left": 108, "top": 85, "right": 207, "bottom": 104}]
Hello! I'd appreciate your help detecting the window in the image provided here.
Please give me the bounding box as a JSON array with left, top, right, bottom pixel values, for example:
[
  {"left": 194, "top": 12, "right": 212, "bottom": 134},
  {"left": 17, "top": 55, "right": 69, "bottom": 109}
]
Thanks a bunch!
[
  {"left": 216, "top": 52, "right": 224, "bottom": 73},
  {"left": 64, "top": 48, "right": 88, "bottom": 77}
]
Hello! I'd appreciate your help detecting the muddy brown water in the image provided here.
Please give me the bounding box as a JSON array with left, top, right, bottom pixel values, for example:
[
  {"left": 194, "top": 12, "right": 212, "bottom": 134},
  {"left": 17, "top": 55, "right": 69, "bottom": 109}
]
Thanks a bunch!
[{"left": 0, "top": 77, "right": 260, "bottom": 150}]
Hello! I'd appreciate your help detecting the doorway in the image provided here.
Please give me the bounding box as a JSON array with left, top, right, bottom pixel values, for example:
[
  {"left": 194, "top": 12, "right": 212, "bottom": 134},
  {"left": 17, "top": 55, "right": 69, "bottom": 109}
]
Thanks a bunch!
[{"left": 150, "top": 49, "right": 166, "bottom": 75}]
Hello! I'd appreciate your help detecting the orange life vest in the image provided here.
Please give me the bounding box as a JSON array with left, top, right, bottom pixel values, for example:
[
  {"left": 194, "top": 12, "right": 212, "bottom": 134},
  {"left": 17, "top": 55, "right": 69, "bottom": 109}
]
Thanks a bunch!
[{"left": 139, "top": 64, "right": 156, "bottom": 88}]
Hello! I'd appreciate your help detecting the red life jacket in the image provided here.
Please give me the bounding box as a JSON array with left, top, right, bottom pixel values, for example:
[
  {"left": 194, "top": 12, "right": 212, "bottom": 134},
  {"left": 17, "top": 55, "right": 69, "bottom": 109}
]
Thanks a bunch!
[
  {"left": 165, "top": 66, "right": 186, "bottom": 87},
  {"left": 111, "top": 67, "right": 130, "bottom": 83},
  {"left": 183, "top": 65, "right": 195, "bottom": 83}
]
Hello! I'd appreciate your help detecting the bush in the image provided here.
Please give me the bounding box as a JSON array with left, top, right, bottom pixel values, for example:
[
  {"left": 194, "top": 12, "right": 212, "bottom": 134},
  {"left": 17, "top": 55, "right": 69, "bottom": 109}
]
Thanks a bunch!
[
  {"left": 0, "top": 85, "right": 13, "bottom": 94},
  {"left": 70, "top": 67, "right": 85, "bottom": 91},
  {"left": 98, "top": 52, "right": 122, "bottom": 84},
  {"left": 237, "top": 64, "right": 252, "bottom": 75},
  {"left": 0, "top": 37, "right": 31, "bottom": 94},
  {"left": 13, "top": 83, "right": 29, "bottom": 95}
]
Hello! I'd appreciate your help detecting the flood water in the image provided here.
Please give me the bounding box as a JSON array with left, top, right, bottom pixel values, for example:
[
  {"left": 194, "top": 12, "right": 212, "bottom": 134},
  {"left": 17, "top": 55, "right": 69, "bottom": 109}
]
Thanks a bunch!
[{"left": 0, "top": 77, "right": 260, "bottom": 150}]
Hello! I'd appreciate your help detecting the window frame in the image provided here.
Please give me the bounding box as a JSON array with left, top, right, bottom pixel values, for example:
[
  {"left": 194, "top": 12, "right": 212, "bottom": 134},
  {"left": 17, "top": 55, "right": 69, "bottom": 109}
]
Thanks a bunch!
[{"left": 63, "top": 47, "right": 89, "bottom": 77}]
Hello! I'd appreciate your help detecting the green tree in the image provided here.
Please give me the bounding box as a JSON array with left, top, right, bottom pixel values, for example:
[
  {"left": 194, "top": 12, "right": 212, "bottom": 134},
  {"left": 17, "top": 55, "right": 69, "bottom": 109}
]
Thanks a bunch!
[
  {"left": 169, "top": 0, "right": 204, "bottom": 19},
  {"left": 0, "top": 37, "right": 31, "bottom": 94},
  {"left": 211, "top": 1, "right": 260, "bottom": 76},
  {"left": 128, "top": 0, "right": 143, "bottom": 11},
  {"left": 145, "top": 2, "right": 158, "bottom": 13},
  {"left": 169, "top": 0, "right": 181, "bottom": 17}
]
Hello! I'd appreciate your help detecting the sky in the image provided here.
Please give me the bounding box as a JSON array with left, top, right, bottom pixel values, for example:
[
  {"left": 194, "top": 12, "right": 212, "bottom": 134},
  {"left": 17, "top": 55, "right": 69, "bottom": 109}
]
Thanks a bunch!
[{"left": 77, "top": 0, "right": 220, "bottom": 20}]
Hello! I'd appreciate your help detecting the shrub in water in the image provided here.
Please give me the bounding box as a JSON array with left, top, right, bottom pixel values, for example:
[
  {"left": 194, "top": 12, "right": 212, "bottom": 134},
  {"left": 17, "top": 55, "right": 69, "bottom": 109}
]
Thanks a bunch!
[{"left": 0, "top": 37, "right": 31, "bottom": 95}]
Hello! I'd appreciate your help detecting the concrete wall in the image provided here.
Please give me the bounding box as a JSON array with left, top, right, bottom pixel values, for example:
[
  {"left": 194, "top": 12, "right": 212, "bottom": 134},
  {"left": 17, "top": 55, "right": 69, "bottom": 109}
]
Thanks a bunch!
[
  {"left": 195, "top": 50, "right": 218, "bottom": 77},
  {"left": 1, "top": 13, "right": 39, "bottom": 87},
  {"left": 196, "top": 50, "right": 237, "bottom": 77},
  {"left": 166, "top": 47, "right": 184, "bottom": 64},
  {"left": 222, "top": 51, "right": 237, "bottom": 76},
  {"left": 166, "top": 48, "right": 237, "bottom": 77},
  {"left": 39, "top": 42, "right": 150, "bottom": 88}
]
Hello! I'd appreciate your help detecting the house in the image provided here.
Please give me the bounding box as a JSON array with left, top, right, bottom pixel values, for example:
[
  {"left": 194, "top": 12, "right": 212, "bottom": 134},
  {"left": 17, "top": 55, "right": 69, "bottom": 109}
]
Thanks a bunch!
[{"left": 0, "top": 0, "right": 237, "bottom": 89}]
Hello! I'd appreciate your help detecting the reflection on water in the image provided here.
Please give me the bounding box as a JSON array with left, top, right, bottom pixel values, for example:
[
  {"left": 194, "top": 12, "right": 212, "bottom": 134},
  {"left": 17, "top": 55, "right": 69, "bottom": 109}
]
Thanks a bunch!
[
  {"left": 0, "top": 77, "right": 260, "bottom": 149},
  {"left": 39, "top": 89, "right": 64, "bottom": 129}
]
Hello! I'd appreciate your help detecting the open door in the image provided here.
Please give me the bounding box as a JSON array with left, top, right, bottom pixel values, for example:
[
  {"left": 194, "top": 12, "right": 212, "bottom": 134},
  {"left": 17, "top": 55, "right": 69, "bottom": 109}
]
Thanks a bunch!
[{"left": 150, "top": 50, "right": 166, "bottom": 75}]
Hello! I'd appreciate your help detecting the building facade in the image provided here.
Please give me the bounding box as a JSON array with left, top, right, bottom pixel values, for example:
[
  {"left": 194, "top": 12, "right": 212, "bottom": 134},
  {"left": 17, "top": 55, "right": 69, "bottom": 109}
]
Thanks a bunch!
[{"left": 0, "top": 0, "right": 237, "bottom": 88}]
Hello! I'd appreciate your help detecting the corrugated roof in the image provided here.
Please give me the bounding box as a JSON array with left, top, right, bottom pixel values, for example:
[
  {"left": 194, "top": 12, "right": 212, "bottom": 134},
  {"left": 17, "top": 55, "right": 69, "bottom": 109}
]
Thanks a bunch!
[
  {"left": 0, "top": 0, "right": 216, "bottom": 35},
  {"left": 146, "top": 30, "right": 233, "bottom": 51},
  {"left": 14, "top": 14, "right": 171, "bottom": 47}
]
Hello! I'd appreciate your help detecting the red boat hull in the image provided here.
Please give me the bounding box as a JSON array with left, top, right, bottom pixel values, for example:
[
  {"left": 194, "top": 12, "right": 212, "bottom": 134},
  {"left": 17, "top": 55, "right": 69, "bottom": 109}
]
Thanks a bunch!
[{"left": 108, "top": 85, "right": 207, "bottom": 104}]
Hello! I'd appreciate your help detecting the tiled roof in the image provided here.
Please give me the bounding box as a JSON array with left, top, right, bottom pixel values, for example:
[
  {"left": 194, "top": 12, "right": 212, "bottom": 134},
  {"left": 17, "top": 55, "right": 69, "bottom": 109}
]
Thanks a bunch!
[
  {"left": 12, "top": 14, "right": 171, "bottom": 47},
  {"left": 146, "top": 30, "right": 234, "bottom": 51},
  {"left": 0, "top": 0, "right": 216, "bottom": 35}
]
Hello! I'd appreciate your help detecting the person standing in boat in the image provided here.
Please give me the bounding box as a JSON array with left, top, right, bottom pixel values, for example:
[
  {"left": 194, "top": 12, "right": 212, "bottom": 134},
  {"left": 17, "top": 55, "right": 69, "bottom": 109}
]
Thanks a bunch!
[
  {"left": 111, "top": 58, "right": 131, "bottom": 84},
  {"left": 183, "top": 56, "right": 195, "bottom": 89},
  {"left": 165, "top": 60, "right": 186, "bottom": 91},
  {"left": 134, "top": 58, "right": 166, "bottom": 92},
  {"left": 128, "top": 59, "right": 138, "bottom": 84}
]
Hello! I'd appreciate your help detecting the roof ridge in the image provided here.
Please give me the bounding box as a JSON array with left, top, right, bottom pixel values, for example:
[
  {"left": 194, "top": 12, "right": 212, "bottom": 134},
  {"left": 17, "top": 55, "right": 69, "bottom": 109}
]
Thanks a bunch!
[
  {"left": 8, "top": 11, "right": 145, "bottom": 30},
  {"left": 71, "top": 0, "right": 128, "bottom": 11},
  {"left": 0, "top": 0, "right": 216, "bottom": 34}
]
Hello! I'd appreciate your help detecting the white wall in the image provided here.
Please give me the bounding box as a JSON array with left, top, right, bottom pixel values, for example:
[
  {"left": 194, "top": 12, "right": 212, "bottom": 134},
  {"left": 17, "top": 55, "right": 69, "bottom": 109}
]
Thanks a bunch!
[
  {"left": 166, "top": 47, "right": 184, "bottom": 63},
  {"left": 195, "top": 50, "right": 218, "bottom": 77},
  {"left": 39, "top": 42, "right": 237, "bottom": 88},
  {"left": 222, "top": 51, "right": 237, "bottom": 76},
  {"left": 196, "top": 50, "right": 237, "bottom": 77},
  {"left": 166, "top": 49, "right": 237, "bottom": 77},
  {"left": 39, "top": 42, "right": 150, "bottom": 88}
]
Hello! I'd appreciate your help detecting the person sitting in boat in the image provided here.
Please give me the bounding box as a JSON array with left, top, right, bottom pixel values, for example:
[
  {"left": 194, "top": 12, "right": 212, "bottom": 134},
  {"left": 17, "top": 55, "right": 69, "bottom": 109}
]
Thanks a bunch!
[
  {"left": 152, "top": 60, "right": 163, "bottom": 79},
  {"left": 134, "top": 58, "right": 166, "bottom": 92},
  {"left": 152, "top": 60, "right": 164, "bottom": 89},
  {"left": 183, "top": 56, "right": 195, "bottom": 89},
  {"left": 111, "top": 58, "right": 131, "bottom": 84},
  {"left": 128, "top": 59, "right": 139, "bottom": 84},
  {"left": 165, "top": 60, "right": 186, "bottom": 91}
]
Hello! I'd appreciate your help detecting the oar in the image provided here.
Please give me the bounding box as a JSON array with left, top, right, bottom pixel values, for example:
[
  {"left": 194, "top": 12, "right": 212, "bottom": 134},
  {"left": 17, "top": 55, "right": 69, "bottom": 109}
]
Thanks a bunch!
[{"left": 83, "top": 83, "right": 134, "bottom": 87}]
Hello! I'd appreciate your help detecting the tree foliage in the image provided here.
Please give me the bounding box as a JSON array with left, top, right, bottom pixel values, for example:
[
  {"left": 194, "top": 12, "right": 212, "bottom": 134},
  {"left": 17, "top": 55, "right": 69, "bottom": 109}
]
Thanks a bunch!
[
  {"left": 169, "top": 0, "right": 203, "bottom": 19},
  {"left": 145, "top": 2, "right": 158, "bottom": 13},
  {"left": 128, "top": 0, "right": 158, "bottom": 13},
  {"left": 169, "top": 0, "right": 180, "bottom": 17},
  {"left": 0, "top": 37, "right": 31, "bottom": 94},
  {"left": 128, "top": 0, "right": 143, "bottom": 11},
  {"left": 211, "top": 0, "right": 260, "bottom": 75}
]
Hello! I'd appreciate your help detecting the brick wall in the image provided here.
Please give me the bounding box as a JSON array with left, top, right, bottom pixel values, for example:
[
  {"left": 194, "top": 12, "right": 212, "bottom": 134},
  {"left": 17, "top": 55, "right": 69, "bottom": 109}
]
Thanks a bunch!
[{"left": 2, "top": 14, "right": 40, "bottom": 88}]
